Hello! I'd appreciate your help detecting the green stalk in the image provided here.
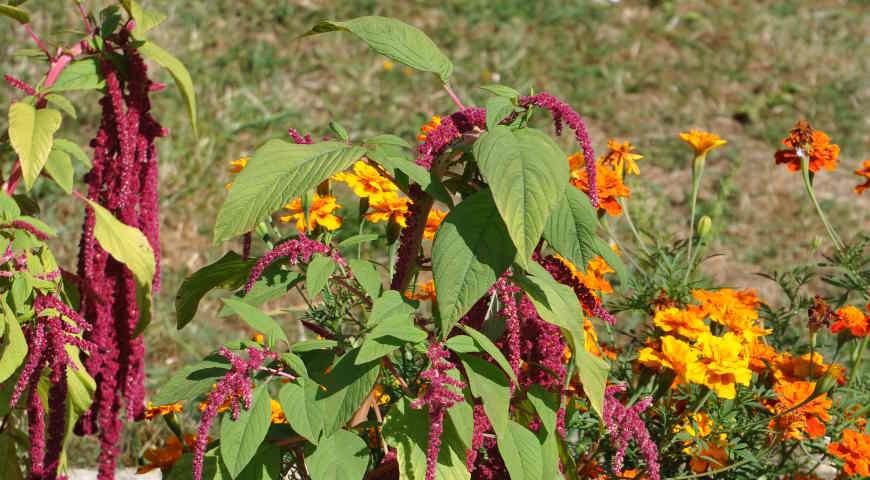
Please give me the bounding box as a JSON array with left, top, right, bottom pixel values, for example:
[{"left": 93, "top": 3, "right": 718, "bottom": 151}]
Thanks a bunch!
[
  {"left": 799, "top": 153, "right": 843, "bottom": 251},
  {"left": 847, "top": 335, "right": 868, "bottom": 388},
  {"left": 684, "top": 154, "right": 705, "bottom": 281},
  {"left": 619, "top": 197, "right": 651, "bottom": 256}
]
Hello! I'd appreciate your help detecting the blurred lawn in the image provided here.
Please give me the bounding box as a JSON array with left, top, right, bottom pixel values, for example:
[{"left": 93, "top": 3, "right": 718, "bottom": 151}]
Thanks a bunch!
[{"left": 2, "top": 0, "right": 869, "bottom": 467}]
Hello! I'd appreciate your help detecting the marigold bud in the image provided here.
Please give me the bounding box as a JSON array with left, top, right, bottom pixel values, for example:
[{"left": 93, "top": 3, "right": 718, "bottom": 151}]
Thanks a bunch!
[{"left": 697, "top": 216, "right": 712, "bottom": 238}]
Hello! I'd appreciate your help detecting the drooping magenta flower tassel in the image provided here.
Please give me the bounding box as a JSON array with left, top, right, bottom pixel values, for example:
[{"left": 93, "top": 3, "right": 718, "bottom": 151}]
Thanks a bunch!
[
  {"left": 537, "top": 254, "right": 616, "bottom": 325},
  {"left": 193, "top": 347, "right": 277, "bottom": 480},
  {"left": 244, "top": 235, "right": 333, "bottom": 293},
  {"left": 520, "top": 92, "right": 599, "bottom": 208},
  {"left": 415, "top": 108, "right": 486, "bottom": 169},
  {"left": 603, "top": 384, "right": 660, "bottom": 480},
  {"left": 411, "top": 343, "right": 466, "bottom": 480}
]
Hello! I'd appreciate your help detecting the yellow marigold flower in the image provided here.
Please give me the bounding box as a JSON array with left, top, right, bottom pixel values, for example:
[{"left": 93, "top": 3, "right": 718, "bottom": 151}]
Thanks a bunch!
[
  {"left": 570, "top": 156, "right": 630, "bottom": 216},
  {"left": 679, "top": 130, "right": 727, "bottom": 158},
  {"left": 583, "top": 318, "right": 601, "bottom": 357},
  {"left": 675, "top": 412, "right": 714, "bottom": 439},
  {"left": 562, "top": 344, "right": 573, "bottom": 364},
  {"left": 382, "top": 60, "right": 394, "bottom": 71},
  {"left": 693, "top": 332, "right": 752, "bottom": 399},
  {"left": 638, "top": 335, "right": 705, "bottom": 386},
  {"left": 366, "top": 191, "right": 412, "bottom": 227},
  {"left": 602, "top": 139, "right": 643, "bottom": 178},
  {"left": 279, "top": 194, "right": 342, "bottom": 233},
  {"left": 653, "top": 306, "right": 710, "bottom": 340},
  {"left": 854, "top": 159, "right": 870, "bottom": 194},
  {"left": 767, "top": 380, "right": 831, "bottom": 441},
  {"left": 423, "top": 208, "right": 448, "bottom": 240},
  {"left": 332, "top": 160, "right": 397, "bottom": 198},
  {"left": 137, "top": 435, "right": 202, "bottom": 474},
  {"left": 405, "top": 279, "right": 436, "bottom": 301},
  {"left": 225, "top": 156, "right": 249, "bottom": 190},
  {"left": 251, "top": 333, "right": 265, "bottom": 345},
  {"left": 747, "top": 341, "right": 779, "bottom": 373},
  {"left": 270, "top": 399, "right": 286, "bottom": 424},
  {"left": 417, "top": 115, "right": 442, "bottom": 142},
  {"left": 692, "top": 289, "right": 769, "bottom": 342},
  {"left": 143, "top": 401, "right": 183, "bottom": 420}
]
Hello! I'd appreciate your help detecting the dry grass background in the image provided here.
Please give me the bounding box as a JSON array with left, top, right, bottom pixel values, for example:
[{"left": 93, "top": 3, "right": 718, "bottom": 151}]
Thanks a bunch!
[{"left": 1, "top": 0, "right": 869, "bottom": 468}]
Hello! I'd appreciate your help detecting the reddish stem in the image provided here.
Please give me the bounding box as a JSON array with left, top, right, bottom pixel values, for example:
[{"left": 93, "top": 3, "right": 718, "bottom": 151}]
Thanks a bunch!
[
  {"left": 77, "top": 3, "right": 93, "bottom": 34},
  {"left": 23, "top": 24, "right": 51, "bottom": 57},
  {"left": 5, "top": 163, "right": 21, "bottom": 195},
  {"left": 443, "top": 83, "right": 466, "bottom": 110}
]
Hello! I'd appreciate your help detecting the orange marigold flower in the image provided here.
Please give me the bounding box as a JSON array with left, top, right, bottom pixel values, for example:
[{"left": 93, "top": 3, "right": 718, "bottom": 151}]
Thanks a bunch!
[
  {"left": 692, "top": 289, "right": 770, "bottom": 342},
  {"left": 831, "top": 305, "right": 870, "bottom": 337},
  {"left": 688, "top": 434, "right": 729, "bottom": 474},
  {"left": 405, "top": 279, "right": 436, "bottom": 301},
  {"left": 280, "top": 194, "right": 342, "bottom": 233},
  {"left": 417, "top": 115, "right": 442, "bottom": 142},
  {"left": 578, "top": 256, "right": 615, "bottom": 294},
  {"left": 423, "top": 208, "right": 447, "bottom": 240},
  {"left": 678, "top": 130, "right": 727, "bottom": 157},
  {"left": 653, "top": 306, "right": 710, "bottom": 340},
  {"left": 143, "top": 401, "right": 183, "bottom": 420},
  {"left": 773, "top": 352, "right": 846, "bottom": 384},
  {"left": 225, "top": 156, "right": 249, "bottom": 189},
  {"left": 332, "top": 160, "right": 397, "bottom": 198},
  {"left": 366, "top": 191, "right": 412, "bottom": 227},
  {"left": 638, "top": 335, "right": 705, "bottom": 386},
  {"left": 570, "top": 156, "right": 630, "bottom": 216},
  {"left": 602, "top": 139, "right": 643, "bottom": 178},
  {"left": 693, "top": 332, "right": 753, "bottom": 399},
  {"left": 137, "top": 435, "right": 200, "bottom": 474},
  {"left": 767, "top": 380, "right": 831, "bottom": 441},
  {"left": 583, "top": 318, "right": 601, "bottom": 357},
  {"left": 854, "top": 159, "right": 870, "bottom": 194},
  {"left": 774, "top": 122, "right": 839, "bottom": 173},
  {"left": 828, "top": 429, "right": 870, "bottom": 477},
  {"left": 270, "top": 399, "right": 286, "bottom": 424},
  {"left": 747, "top": 341, "right": 779, "bottom": 373}
]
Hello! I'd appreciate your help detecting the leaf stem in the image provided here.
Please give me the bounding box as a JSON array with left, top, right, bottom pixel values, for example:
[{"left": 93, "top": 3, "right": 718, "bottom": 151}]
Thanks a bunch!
[
  {"left": 443, "top": 83, "right": 466, "bottom": 110},
  {"left": 23, "top": 23, "right": 51, "bottom": 57}
]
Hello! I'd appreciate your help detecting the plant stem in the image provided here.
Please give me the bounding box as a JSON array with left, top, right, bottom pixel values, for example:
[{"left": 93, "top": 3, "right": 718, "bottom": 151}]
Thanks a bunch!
[
  {"left": 23, "top": 24, "right": 50, "bottom": 57},
  {"left": 847, "top": 335, "right": 868, "bottom": 388},
  {"left": 690, "top": 388, "right": 713, "bottom": 415},
  {"left": 684, "top": 155, "right": 705, "bottom": 281},
  {"left": 443, "top": 83, "right": 466, "bottom": 110},
  {"left": 800, "top": 153, "right": 843, "bottom": 251},
  {"left": 619, "top": 197, "right": 650, "bottom": 256}
]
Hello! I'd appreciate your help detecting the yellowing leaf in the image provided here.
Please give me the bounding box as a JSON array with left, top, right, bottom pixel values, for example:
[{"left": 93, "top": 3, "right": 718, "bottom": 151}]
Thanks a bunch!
[{"left": 8, "top": 103, "right": 62, "bottom": 191}]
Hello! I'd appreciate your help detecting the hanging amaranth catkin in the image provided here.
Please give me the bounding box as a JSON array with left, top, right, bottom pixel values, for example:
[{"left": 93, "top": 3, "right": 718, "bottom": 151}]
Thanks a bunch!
[{"left": 75, "top": 29, "right": 165, "bottom": 479}]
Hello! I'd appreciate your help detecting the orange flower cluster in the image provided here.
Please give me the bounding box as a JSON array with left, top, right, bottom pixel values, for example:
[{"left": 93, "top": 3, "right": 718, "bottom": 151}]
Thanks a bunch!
[
  {"left": 774, "top": 121, "right": 840, "bottom": 173},
  {"left": 674, "top": 413, "right": 729, "bottom": 474},
  {"left": 280, "top": 194, "right": 343, "bottom": 233},
  {"left": 831, "top": 304, "right": 870, "bottom": 337},
  {"left": 224, "top": 156, "right": 249, "bottom": 189},
  {"left": 143, "top": 401, "right": 183, "bottom": 420},
  {"left": 601, "top": 139, "right": 643, "bottom": 178},
  {"left": 854, "top": 159, "right": 870, "bottom": 194},
  {"left": 767, "top": 381, "right": 831, "bottom": 441},
  {"left": 405, "top": 279, "right": 436, "bottom": 302},
  {"left": 417, "top": 115, "right": 441, "bottom": 142},
  {"left": 332, "top": 160, "right": 413, "bottom": 228},
  {"left": 423, "top": 208, "right": 447, "bottom": 240},
  {"left": 679, "top": 130, "right": 727, "bottom": 158},
  {"left": 828, "top": 429, "right": 870, "bottom": 477},
  {"left": 569, "top": 153, "right": 630, "bottom": 216},
  {"left": 137, "top": 435, "right": 201, "bottom": 474}
]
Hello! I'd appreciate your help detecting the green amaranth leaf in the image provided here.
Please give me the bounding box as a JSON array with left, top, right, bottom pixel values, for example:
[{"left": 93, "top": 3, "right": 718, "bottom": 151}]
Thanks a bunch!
[
  {"left": 306, "top": 16, "right": 453, "bottom": 83},
  {"left": 138, "top": 41, "right": 197, "bottom": 136},
  {"left": 8, "top": 102, "right": 62, "bottom": 190},
  {"left": 46, "top": 58, "right": 105, "bottom": 92},
  {"left": 219, "top": 386, "right": 272, "bottom": 478},
  {"left": 175, "top": 251, "right": 254, "bottom": 329},
  {"left": 306, "top": 429, "right": 370, "bottom": 480}
]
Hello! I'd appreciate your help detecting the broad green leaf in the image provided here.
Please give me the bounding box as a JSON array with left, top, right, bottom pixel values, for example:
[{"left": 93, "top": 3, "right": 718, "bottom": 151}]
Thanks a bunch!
[
  {"left": 220, "top": 386, "right": 272, "bottom": 478},
  {"left": 444, "top": 334, "right": 478, "bottom": 354},
  {"left": 52, "top": 138, "right": 90, "bottom": 168},
  {"left": 481, "top": 84, "right": 520, "bottom": 101},
  {"left": 432, "top": 190, "right": 516, "bottom": 337},
  {"left": 514, "top": 266, "right": 609, "bottom": 419},
  {"left": 138, "top": 41, "right": 197, "bottom": 135},
  {"left": 66, "top": 346, "right": 96, "bottom": 415},
  {"left": 460, "top": 354, "right": 509, "bottom": 433},
  {"left": 219, "top": 267, "right": 302, "bottom": 316},
  {"left": 44, "top": 94, "right": 76, "bottom": 119},
  {"left": 306, "top": 254, "right": 336, "bottom": 297},
  {"left": 121, "top": 0, "right": 167, "bottom": 37},
  {"left": 279, "top": 378, "right": 324, "bottom": 443},
  {"left": 43, "top": 149, "right": 72, "bottom": 193},
  {"left": 498, "top": 420, "right": 544, "bottom": 480},
  {"left": 153, "top": 354, "right": 230, "bottom": 405},
  {"left": 307, "top": 16, "right": 453, "bottom": 83},
  {"left": 165, "top": 452, "right": 221, "bottom": 480},
  {"left": 221, "top": 298, "right": 288, "bottom": 347},
  {"left": 357, "top": 307, "right": 426, "bottom": 364},
  {"left": 0, "top": 314, "right": 27, "bottom": 383},
  {"left": 543, "top": 186, "right": 627, "bottom": 284},
  {"left": 46, "top": 58, "right": 105, "bottom": 92},
  {"left": 176, "top": 251, "right": 254, "bottom": 329},
  {"left": 328, "top": 120, "right": 349, "bottom": 141},
  {"left": 457, "top": 324, "right": 517, "bottom": 386},
  {"left": 347, "top": 258, "right": 382, "bottom": 298},
  {"left": 368, "top": 290, "right": 415, "bottom": 327},
  {"left": 292, "top": 339, "right": 338, "bottom": 353},
  {"left": 382, "top": 398, "right": 470, "bottom": 480},
  {"left": 485, "top": 96, "right": 514, "bottom": 131},
  {"left": 280, "top": 352, "right": 308, "bottom": 377},
  {"left": 306, "top": 429, "right": 369, "bottom": 480},
  {"left": 364, "top": 134, "right": 411, "bottom": 149},
  {"left": 318, "top": 348, "right": 380, "bottom": 435},
  {"left": 527, "top": 386, "right": 560, "bottom": 480},
  {"left": 214, "top": 140, "right": 364, "bottom": 243},
  {"left": 473, "top": 126, "right": 568, "bottom": 268},
  {"left": 0, "top": 5, "right": 29, "bottom": 23},
  {"left": 8, "top": 102, "right": 62, "bottom": 190},
  {"left": 86, "top": 199, "right": 155, "bottom": 334}
]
